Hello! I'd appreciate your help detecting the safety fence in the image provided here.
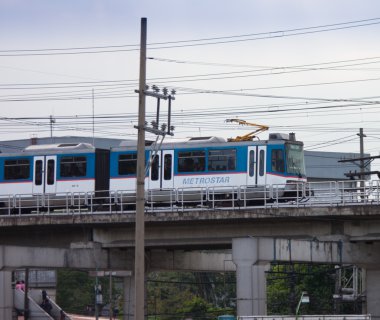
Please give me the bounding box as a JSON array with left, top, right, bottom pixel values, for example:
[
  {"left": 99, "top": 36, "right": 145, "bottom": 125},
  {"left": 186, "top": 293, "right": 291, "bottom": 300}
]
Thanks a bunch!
[
  {"left": 237, "top": 315, "right": 371, "bottom": 320},
  {"left": 0, "top": 180, "right": 379, "bottom": 216}
]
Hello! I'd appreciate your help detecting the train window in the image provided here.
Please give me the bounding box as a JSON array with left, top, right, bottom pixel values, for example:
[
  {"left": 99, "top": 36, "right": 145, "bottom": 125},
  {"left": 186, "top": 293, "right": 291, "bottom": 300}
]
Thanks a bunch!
[
  {"left": 35, "top": 160, "right": 43, "bottom": 185},
  {"left": 259, "top": 150, "right": 265, "bottom": 176},
  {"left": 47, "top": 159, "right": 55, "bottom": 185},
  {"left": 271, "top": 149, "right": 285, "bottom": 173},
  {"left": 208, "top": 149, "right": 236, "bottom": 171},
  {"left": 286, "top": 144, "right": 306, "bottom": 176},
  {"left": 164, "top": 154, "right": 172, "bottom": 180},
  {"left": 249, "top": 150, "right": 255, "bottom": 177},
  {"left": 178, "top": 150, "right": 205, "bottom": 173},
  {"left": 118, "top": 153, "right": 137, "bottom": 175},
  {"left": 60, "top": 156, "right": 87, "bottom": 177},
  {"left": 4, "top": 159, "right": 30, "bottom": 180},
  {"left": 151, "top": 155, "right": 159, "bottom": 181}
]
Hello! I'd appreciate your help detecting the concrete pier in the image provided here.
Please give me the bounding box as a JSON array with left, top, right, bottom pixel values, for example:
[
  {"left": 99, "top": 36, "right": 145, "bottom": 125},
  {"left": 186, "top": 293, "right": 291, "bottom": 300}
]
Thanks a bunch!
[
  {"left": 0, "top": 271, "right": 14, "bottom": 319},
  {"left": 365, "top": 269, "right": 380, "bottom": 320}
]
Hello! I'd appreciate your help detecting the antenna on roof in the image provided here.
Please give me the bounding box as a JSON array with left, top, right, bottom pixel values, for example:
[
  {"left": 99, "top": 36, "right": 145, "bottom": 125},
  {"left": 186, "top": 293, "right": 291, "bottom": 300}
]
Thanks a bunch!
[{"left": 49, "top": 115, "right": 55, "bottom": 143}]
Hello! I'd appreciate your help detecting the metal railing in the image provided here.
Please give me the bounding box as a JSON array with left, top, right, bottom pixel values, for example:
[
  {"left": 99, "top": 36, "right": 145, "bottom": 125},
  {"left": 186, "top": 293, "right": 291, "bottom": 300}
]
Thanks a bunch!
[
  {"left": 238, "top": 316, "right": 371, "bottom": 320},
  {"left": 0, "top": 180, "right": 379, "bottom": 216}
]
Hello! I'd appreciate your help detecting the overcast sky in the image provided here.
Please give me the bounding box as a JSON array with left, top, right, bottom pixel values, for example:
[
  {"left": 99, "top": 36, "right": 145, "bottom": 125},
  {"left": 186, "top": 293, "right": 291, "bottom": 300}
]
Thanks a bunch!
[{"left": 1, "top": 0, "right": 380, "bottom": 165}]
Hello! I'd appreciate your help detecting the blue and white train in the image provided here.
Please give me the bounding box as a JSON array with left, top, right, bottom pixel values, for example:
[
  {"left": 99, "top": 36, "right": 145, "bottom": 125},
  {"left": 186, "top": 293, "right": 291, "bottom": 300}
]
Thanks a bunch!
[{"left": 0, "top": 132, "right": 306, "bottom": 212}]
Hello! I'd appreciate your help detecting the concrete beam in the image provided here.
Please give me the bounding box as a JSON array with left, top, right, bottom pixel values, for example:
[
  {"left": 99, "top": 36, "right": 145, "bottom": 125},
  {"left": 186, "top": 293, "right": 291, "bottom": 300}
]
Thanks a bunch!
[
  {"left": 270, "top": 238, "right": 341, "bottom": 264},
  {"left": 147, "top": 250, "right": 235, "bottom": 272},
  {"left": 1, "top": 238, "right": 380, "bottom": 271},
  {"left": 0, "top": 244, "right": 108, "bottom": 270},
  {"left": 0, "top": 245, "right": 68, "bottom": 269},
  {"left": 0, "top": 244, "right": 235, "bottom": 272},
  {"left": 232, "top": 237, "right": 380, "bottom": 267}
]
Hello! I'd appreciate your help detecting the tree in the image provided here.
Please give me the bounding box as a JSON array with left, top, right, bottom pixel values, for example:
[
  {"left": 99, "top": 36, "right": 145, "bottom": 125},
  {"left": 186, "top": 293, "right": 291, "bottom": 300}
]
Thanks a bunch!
[
  {"left": 56, "top": 269, "right": 95, "bottom": 314},
  {"left": 147, "top": 271, "right": 236, "bottom": 319},
  {"left": 56, "top": 269, "right": 120, "bottom": 315},
  {"left": 267, "top": 263, "right": 335, "bottom": 315}
]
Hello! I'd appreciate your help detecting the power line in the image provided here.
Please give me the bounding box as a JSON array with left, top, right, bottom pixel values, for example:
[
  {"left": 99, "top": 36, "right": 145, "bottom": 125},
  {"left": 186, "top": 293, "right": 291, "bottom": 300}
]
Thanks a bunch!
[
  {"left": 1, "top": 17, "right": 380, "bottom": 56},
  {"left": 148, "top": 55, "right": 380, "bottom": 70},
  {"left": 2, "top": 74, "right": 380, "bottom": 101},
  {"left": 1, "top": 55, "right": 380, "bottom": 96},
  {"left": 306, "top": 136, "right": 358, "bottom": 150},
  {"left": 173, "top": 86, "right": 380, "bottom": 104}
]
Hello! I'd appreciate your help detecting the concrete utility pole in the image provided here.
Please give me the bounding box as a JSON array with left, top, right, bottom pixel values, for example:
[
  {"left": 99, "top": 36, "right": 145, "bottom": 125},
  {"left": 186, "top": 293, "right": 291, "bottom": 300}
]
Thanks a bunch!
[
  {"left": 357, "top": 128, "right": 367, "bottom": 197},
  {"left": 358, "top": 128, "right": 366, "bottom": 180},
  {"left": 135, "top": 17, "right": 147, "bottom": 320},
  {"left": 134, "top": 18, "right": 175, "bottom": 319}
]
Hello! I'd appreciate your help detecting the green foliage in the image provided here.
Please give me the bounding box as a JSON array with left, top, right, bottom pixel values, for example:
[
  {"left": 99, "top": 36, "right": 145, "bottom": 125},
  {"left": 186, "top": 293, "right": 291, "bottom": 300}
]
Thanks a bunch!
[
  {"left": 179, "top": 295, "right": 212, "bottom": 318},
  {"left": 56, "top": 269, "right": 122, "bottom": 315},
  {"left": 147, "top": 271, "right": 236, "bottom": 319},
  {"left": 267, "top": 263, "right": 335, "bottom": 315},
  {"left": 56, "top": 269, "right": 95, "bottom": 314},
  {"left": 57, "top": 264, "right": 341, "bottom": 318}
]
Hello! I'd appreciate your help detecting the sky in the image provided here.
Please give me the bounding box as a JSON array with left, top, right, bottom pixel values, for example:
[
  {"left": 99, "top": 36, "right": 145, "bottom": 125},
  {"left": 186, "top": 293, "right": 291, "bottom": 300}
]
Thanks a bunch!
[{"left": 1, "top": 0, "right": 380, "bottom": 168}]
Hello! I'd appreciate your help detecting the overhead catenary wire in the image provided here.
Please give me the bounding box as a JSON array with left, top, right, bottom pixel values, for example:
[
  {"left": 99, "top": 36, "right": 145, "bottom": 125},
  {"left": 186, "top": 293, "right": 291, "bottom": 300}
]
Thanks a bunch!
[
  {"left": 1, "top": 53, "right": 380, "bottom": 106},
  {"left": 3, "top": 54, "right": 380, "bottom": 90},
  {"left": 148, "top": 55, "right": 380, "bottom": 71},
  {"left": 0, "top": 17, "right": 380, "bottom": 56}
]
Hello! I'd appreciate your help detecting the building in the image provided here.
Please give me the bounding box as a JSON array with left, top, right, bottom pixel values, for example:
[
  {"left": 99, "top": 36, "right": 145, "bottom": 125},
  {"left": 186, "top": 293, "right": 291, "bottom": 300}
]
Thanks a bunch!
[{"left": 305, "top": 150, "right": 371, "bottom": 182}]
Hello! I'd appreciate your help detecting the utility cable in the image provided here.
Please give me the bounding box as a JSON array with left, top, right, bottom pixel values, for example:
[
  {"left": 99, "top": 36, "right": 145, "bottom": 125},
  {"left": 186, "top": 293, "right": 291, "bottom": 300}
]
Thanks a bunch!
[{"left": 1, "top": 17, "right": 379, "bottom": 56}]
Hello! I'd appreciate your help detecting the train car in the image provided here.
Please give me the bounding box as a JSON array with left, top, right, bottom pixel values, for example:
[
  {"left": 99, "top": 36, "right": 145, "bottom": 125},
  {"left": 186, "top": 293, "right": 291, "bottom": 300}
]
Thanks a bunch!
[
  {"left": 0, "top": 143, "right": 109, "bottom": 213},
  {"left": 0, "top": 132, "right": 306, "bottom": 213},
  {"left": 110, "top": 132, "right": 307, "bottom": 206}
]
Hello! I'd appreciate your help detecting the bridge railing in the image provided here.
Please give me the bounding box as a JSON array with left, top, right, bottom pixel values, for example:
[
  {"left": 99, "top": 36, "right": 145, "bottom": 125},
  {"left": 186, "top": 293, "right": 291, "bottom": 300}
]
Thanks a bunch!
[
  {"left": 0, "top": 180, "right": 379, "bottom": 215},
  {"left": 238, "top": 315, "right": 371, "bottom": 320}
]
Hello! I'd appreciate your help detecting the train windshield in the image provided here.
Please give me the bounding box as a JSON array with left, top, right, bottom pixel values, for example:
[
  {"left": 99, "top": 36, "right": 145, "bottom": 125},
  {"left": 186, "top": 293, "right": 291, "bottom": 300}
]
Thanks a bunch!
[{"left": 285, "top": 143, "right": 306, "bottom": 177}]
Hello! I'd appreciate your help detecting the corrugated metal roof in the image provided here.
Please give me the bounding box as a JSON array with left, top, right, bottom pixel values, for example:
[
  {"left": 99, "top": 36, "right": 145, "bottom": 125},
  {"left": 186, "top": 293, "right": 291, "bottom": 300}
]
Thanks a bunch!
[{"left": 305, "top": 150, "right": 370, "bottom": 180}]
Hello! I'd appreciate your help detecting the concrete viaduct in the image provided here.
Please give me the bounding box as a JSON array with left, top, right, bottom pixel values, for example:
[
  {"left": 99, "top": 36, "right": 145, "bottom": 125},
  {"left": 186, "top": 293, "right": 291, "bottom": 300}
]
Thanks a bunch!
[{"left": 1, "top": 204, "right": 380, "bottom": 319}]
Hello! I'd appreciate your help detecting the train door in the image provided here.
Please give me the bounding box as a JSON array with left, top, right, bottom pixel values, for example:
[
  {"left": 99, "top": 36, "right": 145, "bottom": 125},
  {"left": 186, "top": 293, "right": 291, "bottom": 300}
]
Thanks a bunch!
[
  {"left": 148, "top": 150, "right": 174, "bottom": 189},
  {"left": 246, "top": 146, "right": 266, "bottom": 186},
  {"left": 161, "top": 150, "right": 174, "bottom": 189},
  {"left": 257, "top": 146, "right": 266, "bottom": 185},
  {"left": 32, "top": 156, "right": 57, "bottom": 194},
  {"left": 149, "top": 151, "right": 161, "bottom": 189}
]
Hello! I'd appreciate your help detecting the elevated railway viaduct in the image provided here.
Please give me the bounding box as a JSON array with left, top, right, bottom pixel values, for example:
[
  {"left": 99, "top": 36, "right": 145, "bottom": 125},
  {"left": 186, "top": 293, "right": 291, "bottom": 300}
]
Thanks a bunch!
[{"left": 1, "top": 204, "right": 380, "bottom": 319}]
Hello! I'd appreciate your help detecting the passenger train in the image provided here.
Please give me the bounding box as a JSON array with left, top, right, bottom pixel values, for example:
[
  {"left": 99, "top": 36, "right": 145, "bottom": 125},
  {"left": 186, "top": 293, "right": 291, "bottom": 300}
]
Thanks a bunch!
[{"left": 0, "top": 132, "right": 307, "bottom": 212}]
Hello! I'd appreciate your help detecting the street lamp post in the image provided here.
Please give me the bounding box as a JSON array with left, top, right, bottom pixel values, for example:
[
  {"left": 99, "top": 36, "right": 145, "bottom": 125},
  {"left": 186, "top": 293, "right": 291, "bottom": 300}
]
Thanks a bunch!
[{"left": 295, "top": 291, "right": 309, "bottom": 320}]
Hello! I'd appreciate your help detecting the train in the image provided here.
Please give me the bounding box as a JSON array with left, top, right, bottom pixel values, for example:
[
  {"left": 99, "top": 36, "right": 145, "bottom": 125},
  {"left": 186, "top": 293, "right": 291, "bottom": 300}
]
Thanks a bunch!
[{"left": 0, "top": 132, "right": 307, "bottom": 213}]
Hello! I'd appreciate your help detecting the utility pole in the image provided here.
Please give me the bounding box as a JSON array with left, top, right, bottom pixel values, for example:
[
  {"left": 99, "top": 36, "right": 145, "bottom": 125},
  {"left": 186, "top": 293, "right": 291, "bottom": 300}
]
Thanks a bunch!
[
  {"left": 358, "top": 128, "right": 366, "bottom": 180},
  {"left": 135, "top": 17, "right": 147, "bottom": 320},
  {"left": 357, "top": 128, "right": 367, "bottom": 197},
  {"left": 134, "top": 18, "right": 175, "bottom": 320},
  {"left": 109, "top": 272, "right": 112, "bottom": 320}
]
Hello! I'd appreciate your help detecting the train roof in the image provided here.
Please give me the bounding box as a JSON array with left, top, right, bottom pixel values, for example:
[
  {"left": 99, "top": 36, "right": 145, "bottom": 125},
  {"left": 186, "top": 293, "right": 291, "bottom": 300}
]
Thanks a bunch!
[
  {"left": 23, "top": 142, "right": 96, "bottom": 153},
  {"left": 0, "top": 133, "right": 302, "bottom": 156},
  {"left": 112, "top": 133, "right": 302, "bottom": 151},
  {"left": 0, "top": 143, "right": 98, "bottom": 157}
]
